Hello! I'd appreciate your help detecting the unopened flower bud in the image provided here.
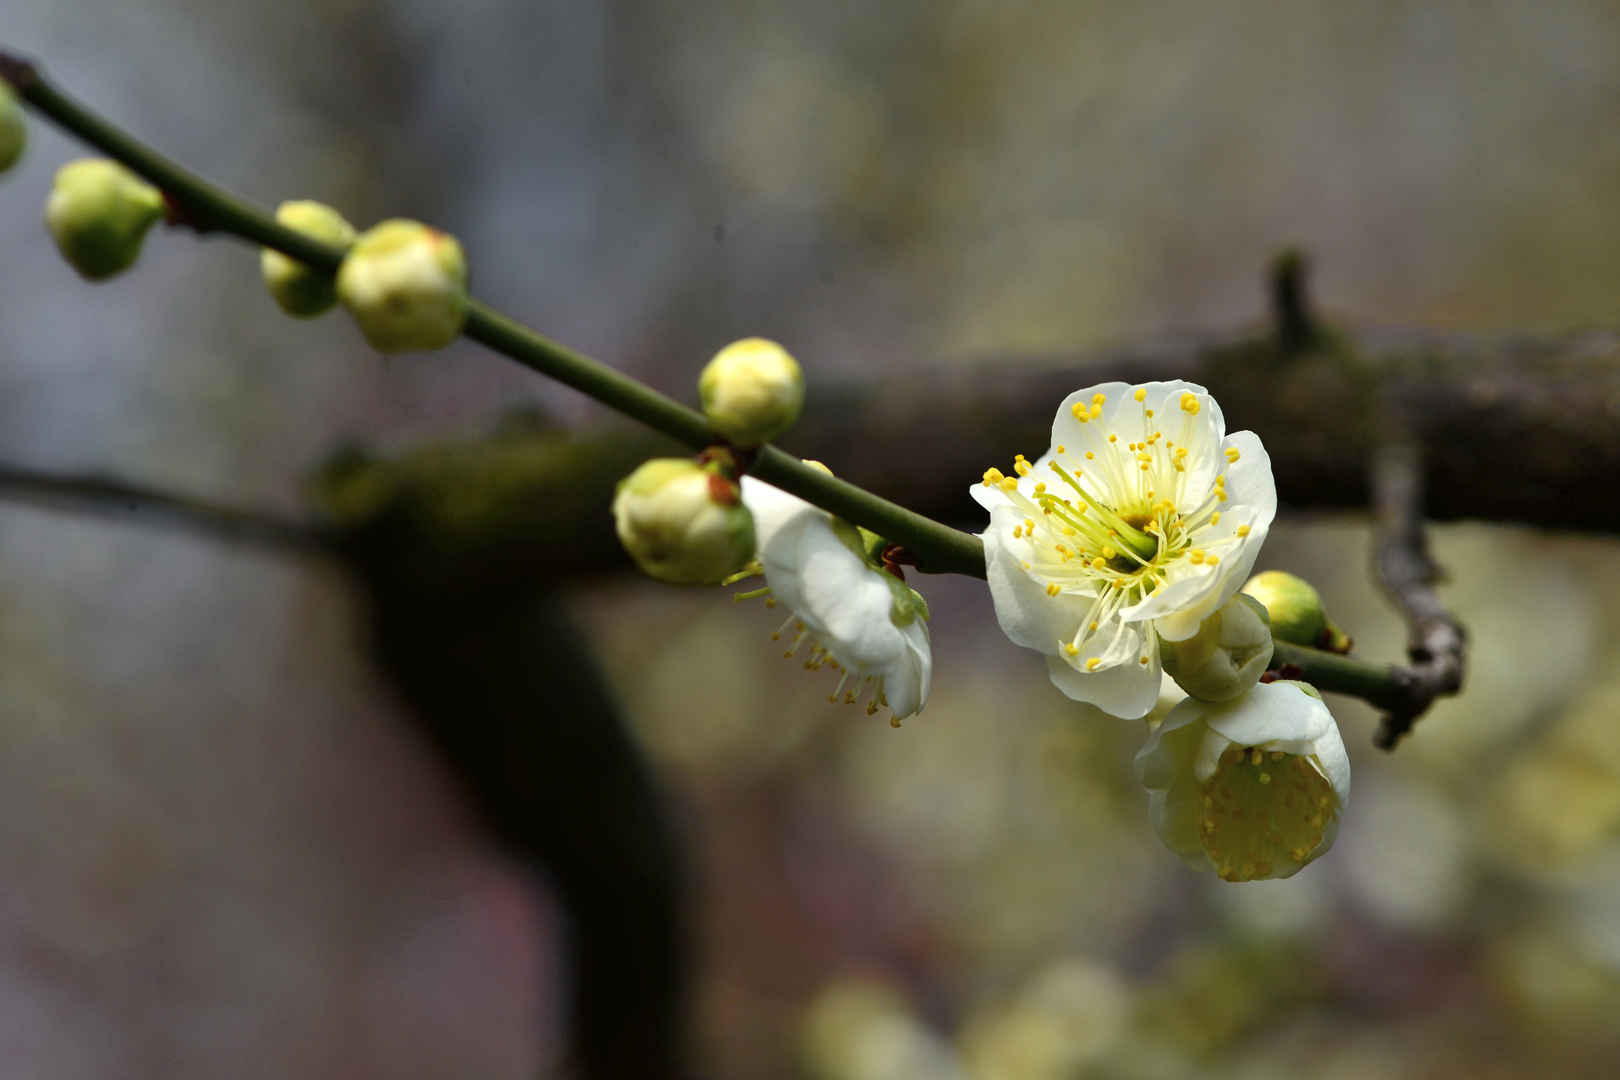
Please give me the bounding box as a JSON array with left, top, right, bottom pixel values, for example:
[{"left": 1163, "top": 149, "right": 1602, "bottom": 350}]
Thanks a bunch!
[
  {"left": 0, "top": 81, "right": 27, "bottom": 174},
  {"left": 45, "top": 158, "right": 164, "bottom": 280},
  {"left": 335, "top": 219, "right": 468, "bottom": 352},
  {"left": 1241, "top": 570, "right": 1350, "bottom": 651},
  {"left": 261, "top": 200, "right": 356, "bottom": 317},
  {"left": 614, "top": 458, "right": 755, "bottom": 585},
  {"left": 1159, "top": 593, "right": 1274, "bottom": 702},
  {"left": 699, "top": 337, "right": 804, "bottom": 447}
]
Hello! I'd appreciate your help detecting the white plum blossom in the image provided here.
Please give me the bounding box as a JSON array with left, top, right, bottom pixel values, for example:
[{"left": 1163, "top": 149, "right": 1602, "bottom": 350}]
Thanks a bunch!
[
  {"left": 971, "top": 381, "right": 1277, "bottom": 719},
  {"left": 1135, "top": 681, "right": 1350, "bottom": 882},
  {"left": 739, "top": 476, "right": 931, "bottom": 723}
]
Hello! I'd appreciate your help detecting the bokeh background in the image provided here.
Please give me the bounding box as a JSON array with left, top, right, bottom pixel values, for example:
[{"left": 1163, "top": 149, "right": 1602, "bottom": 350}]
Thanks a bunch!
[{"left": 3, "top": 0, "right": 1620, "bottom": 1076}]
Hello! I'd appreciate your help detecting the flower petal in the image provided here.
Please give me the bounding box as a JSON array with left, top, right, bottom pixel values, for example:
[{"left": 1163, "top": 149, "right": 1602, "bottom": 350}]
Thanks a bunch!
[{"left": 1044, "top": 650, "right": 1162, "bottom": 719}]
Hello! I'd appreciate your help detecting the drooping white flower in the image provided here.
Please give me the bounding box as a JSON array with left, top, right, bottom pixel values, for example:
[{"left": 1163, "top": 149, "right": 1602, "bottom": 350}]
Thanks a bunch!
[
  {"left": 739, "top": 475, "right": 931, "bottom": 722},
  {"left": 1134, "top": 680, "right": 1350, "bottom": 882},
  {"left": 971, "top": 381, "right": 1276, "bottom": 719}
]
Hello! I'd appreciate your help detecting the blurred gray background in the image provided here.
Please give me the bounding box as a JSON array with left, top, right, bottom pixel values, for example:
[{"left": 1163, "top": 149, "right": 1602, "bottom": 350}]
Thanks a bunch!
[{"left": 3, "top": 1, "right": 1620, "bottom": 1077}]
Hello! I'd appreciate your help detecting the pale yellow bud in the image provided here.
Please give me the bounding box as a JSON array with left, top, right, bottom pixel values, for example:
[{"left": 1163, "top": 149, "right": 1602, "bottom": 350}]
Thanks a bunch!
[
  {"left": 260, "top": 200, "right": 357, "bottom": 318},
  {"left": 613, "top": 459, "right": 755, "bottom": 585},
  {"left": 699, "top": 337, "right": 804, "bottom": 447},
  {"left": 1159, "top": 593, "right": 1274, "bottom": 702},
  {"left": 335, "top": 219, "right": 468, "bottom": 352},
  {"left": 1242, "top": 570, "right": 1348, "bottom": 650},
  {"left": 0, "top": 81, "right": 26, "bottom": 174},
  {"left": 44, "top": 158, "right": 165, "bottom": 280}
]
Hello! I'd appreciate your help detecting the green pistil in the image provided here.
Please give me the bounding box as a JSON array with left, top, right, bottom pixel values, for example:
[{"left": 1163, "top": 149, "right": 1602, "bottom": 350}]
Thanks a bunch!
[{"left": 1045, "top": 462, "right": 1159, "bottom": 562}]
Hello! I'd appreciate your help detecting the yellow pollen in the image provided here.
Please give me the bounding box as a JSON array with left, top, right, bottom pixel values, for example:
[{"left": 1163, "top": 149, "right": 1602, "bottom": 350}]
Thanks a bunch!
[
  {"left": 1108, "top": 434, "right": 1117, "bottom": 443},
  {"left": 1046, "top": 582, "right": 1061, "bottom": 596},
  {"left": 1137, "top": 453, "right": 1153, "bottom": 462},
  {"left": 1207, "top": 555, "right": 1219, "bottom": 565},
  {"left": 1062, "top": 526, "right": 1076, "bottom": 536},
  {"left": 1189, "top": 549, "right": 1205, "bottom": 564},
  {"left": 1056, "top": 445, "right": 1065, "bottom": 453},
  {"left": 1014, "top": 460, "right": 1032, "bottom": 476},
  {"left": 1139, "top": 656, "right": 1149, "bottom": 664},
  {"left": 1025, "top": 519, "right": 1035, "bottom": 531},
  {"left": 1071, "top": 402, "right": 1087, "bottom": 420},
  {"left": 1091, "top": 557, "right": 1106, "bottom": 569},
  {"left": 1034, "top": 481, "right": 1046, "bottom": 494},
  {"left": 1086, "top": 658, "right": 1101, "bottom": 671},
  {"left": 1210, "top": 511, "right": 1221, "bottom": 525},
  {"left": 1001, "top": 478, "right": 1019, "bottom": 491},
  {"left": 1089, "top": 621, "right": 1098, "bottom": 631},
  {"left": 1085, "top": 451, "right": 1095, "bottom": 459},
  {"left": 1012, "top": 526, "right": 1023, "bottom": 538},
  {"left": 1181, "top": 392, "right": 1200, "bottom": 414},
  {"left": 1134, "top": 388, "right": 1147, "bottom": 402},
  {"left": 1102, "top": 546, "right": 1117, "bottom": 559},
  {"left": 1237, "top": 525, "right": 1250, "bottom": 537},
  {"left": 1251, "top": 749, "right": 1262, "bottom": 765},
  {"left": 1146, "top": 409, "right": 1154, "bottom": 418},
  {"left": 1225, "top": 448, "right": 1241, "bottom": 463},
  {"left": 1093, "top": 393, "right": 1106, "bottom": 405},
  {"left": 1064, "top": 643, "right": 1079, "bottom": 656},
  {"left": 982, "top": 468, "right": 1004, "bottom": 486},
  {"left": 1090, "top": 403, "right": 1103, "bottom": 418}
]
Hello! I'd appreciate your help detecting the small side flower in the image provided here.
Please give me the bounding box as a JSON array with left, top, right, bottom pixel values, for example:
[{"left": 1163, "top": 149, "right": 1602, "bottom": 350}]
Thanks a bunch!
[
  {"left": 614, "top": 458, "right": 755, "bottom": 585},
  {"left": 45, "top": 159, "right": 165, "bottom": 280},
  {"left": 261, "top": 200, "right": 357, "bottom": 318},
  {"left": 1134, "top": 680, "right": 1349, "bottom": 881},
  {"left": 740, "top": 475, "right": 931, "bottom": 722}
]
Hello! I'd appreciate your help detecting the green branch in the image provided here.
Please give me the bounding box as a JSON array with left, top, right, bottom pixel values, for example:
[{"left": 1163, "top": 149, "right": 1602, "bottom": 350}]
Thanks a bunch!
[{"left": 0, "top": 50, "right": 986, "bottom": 579}]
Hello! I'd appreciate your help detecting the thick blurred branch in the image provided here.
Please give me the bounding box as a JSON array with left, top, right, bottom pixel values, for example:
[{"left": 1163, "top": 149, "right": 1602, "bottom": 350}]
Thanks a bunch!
[{"left": 0, "top": 461, "right": 328, "bottom": 555}]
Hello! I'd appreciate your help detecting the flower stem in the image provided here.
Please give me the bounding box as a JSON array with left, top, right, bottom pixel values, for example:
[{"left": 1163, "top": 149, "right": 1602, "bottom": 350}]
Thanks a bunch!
[
  {"left": 0, "top": 50, "right": 987, "bottom": 579},
  {"left": 1270, "top": 641, "right": 1411, "bottom": 713}
]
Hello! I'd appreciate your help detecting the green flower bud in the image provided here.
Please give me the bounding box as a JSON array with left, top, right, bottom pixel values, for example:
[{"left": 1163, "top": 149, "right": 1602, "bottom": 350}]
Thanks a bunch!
[
  {"left": 335, "top": 219, "right": 468, "bottom": 352},
  {"left": 1241, "top": 570, "right": 1350, "bottom": 651},
  {"left": 613, "top": 458, "right": 755, "bottom": 585},
  {"left": 1159, "top": 593, "right": 1274, "bottom": 702},
  {"left": 260, "top": 200, "right": 357, "bottom": 317},
  {"left": 44, "top": 158, "right": 165, "bottom": 280},
  {"left": 0, "top": 81, "right": 27, "bottom": 174},
  {"left": 699, "top": 337, "right": 805, "bottom": 447}
]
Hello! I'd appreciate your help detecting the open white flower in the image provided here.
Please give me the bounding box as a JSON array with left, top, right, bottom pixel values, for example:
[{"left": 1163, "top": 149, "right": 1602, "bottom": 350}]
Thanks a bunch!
[
  {"left": 739, "top": 476, "right": 931, "bottom": 722},
  {"left": 971, "top": 381, "right": 1276, "bottom": 719},
  {"left": 1135, "top": 681, "right": 1350, "bottom": 881}
]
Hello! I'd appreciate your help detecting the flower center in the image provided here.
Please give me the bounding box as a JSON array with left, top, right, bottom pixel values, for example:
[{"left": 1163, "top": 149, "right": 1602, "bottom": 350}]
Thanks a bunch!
[{"left": 1196, "top": 745, "right": 1336, "bottom": 881}]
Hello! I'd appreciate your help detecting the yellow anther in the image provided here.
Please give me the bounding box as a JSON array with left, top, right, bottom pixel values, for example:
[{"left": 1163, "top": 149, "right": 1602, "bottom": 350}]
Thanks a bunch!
[
  {"left": 1093, "top": 393, "right": 1106, "bottom": 405},
  {"left": 1146, "top": 409, "right": 1154, "bottom": 418},
  {"left": 1089, "top": 621, "right": 1098, "bottom": 631},
  {"left": 1180, "top": 392, "right": 1200, "bottom": 414},
  {"left": 1053, "top": 543, "right": 1068, "bottom": 554},
  {"left": 1014, "top": 460, "right": 1032, "bottom": 476},
  {"left": 1071, "top": 402, "right": 1086, "bottom": 419},
  {"left": 1134, "top": 388, "right": 1147, "bottom": 402},
  {"left": 1012, "top": 526, "right": 1023, "bottom": 539},
  {"left": 982, "top": 467, "right": 1005, "bottom": 486},
  {"left": 1086, "top": 658, "right": 1102, "bottom": 671},
  {"left": 1001, "top": 477, "right": 1019, "bottom": 491},
  {"left": 1085, "top": 451, "right": 1095, "bottom": 460},
  {"left": 1064, "top": 643, "right": 1079, "bottom": 656},
  {"left": 1091, "top": 557, "right": 1106, "bottom": 569},
  {"left": 1251, "top": 748, "right": 1262, "bottom": 765},
  {"left": 1056, "top": 445, "right": 1065, "bottom": 453},
  {"left": 1046, "top": 582, "right": 1061, "bottom": 596},
  {"left": 1139, "top": 656, "right": 1149, "bottom": 665},
  {"left": 1025, "top": 519, "right": 1035, "bottom": 531},
  {"left": 1108, "top": 434, "right": 1118, "bottom": 443},
  {"left": 1102, "top": 546, "right": 1117, "bottom": 559},
  {"left": 1207, "top": 555, "right": 1219, "bottom": 565},
  {"left": 1090, "top": 403, "right": 1102, "bottom": 418},
  {"left": 1174, "top": 447, "right": 1189, "bottom": 458},
  {"left": 1237, "top": 525, "right": 1251, "bottom": 537},
  {"left": 1188, "top": 549, "right": 1205, "bottom": 564},
  {"left": 1140, "top": 464, "right": 1150, "bottom": 472},
  {"left": 1210, "top": 511, "right": 1220, "bottom": 524},
  {"left": 1225, "top": 447, "right": 1241, "bottom": 463},
  {"left": 1062, "top": 526, "right": 1076, "bottom": 536},
  {"left": 1137, "top": 453, "right": 1153, "bottom": 462},
  {"left": 1034, "top": 481, "right": 1046, "bottom": 494}
]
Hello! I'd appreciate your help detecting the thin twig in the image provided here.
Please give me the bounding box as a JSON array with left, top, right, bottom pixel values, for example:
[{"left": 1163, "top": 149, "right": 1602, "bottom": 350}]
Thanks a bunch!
[
  {"left": 0, "top": 48, "right": 985, "bottom": 580},
  {"left": 1368, "top": 443, "right": 1467, "bottom": 748},
  {"left": 0, "top": 461, "right": 331, "bottom": 556}
]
